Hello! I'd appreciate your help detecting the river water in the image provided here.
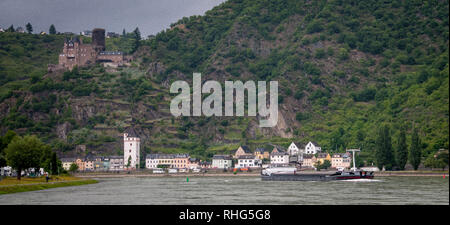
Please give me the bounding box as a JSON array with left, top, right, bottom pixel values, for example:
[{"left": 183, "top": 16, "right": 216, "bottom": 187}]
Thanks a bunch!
[{"left": 0, "top": 176, "right": 448, "bottom": 205}]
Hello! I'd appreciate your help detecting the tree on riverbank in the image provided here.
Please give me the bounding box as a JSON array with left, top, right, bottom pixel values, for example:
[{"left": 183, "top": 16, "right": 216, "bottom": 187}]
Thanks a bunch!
[
  {"left": 4, "top": 135, "right": 50, "bottom": 180},
  {"left": 40, "top": 147, "right": 62, "bottom": 175},
  {"left": 424, "top": 153, "right": 448, "bottom": 170},
  {"left": 409, "top": 127, "right": 422, "bottom": 170},
  {"left": 375, "top": 124, "right": 395, "bottom": 170},
  {"left": 314, "top": 160, "right": 331, "bottom": 171},
  {"left": 69, "top": 163, "right": 78, "bottom": 173},
  {"left": 395, "top": 126, "right": 408, "bottom": 170},
  {"left": 0, "top": 130, "right": 17, "bottom": 168}
]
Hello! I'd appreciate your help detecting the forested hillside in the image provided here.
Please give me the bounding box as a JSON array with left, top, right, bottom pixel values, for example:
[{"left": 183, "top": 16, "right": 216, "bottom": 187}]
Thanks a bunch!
[{"left": 0, "top": 0, "right": 448, "bottom": 166}]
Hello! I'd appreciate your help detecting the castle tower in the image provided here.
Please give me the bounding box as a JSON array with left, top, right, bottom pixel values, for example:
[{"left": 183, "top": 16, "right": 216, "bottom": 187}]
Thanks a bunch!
[
  {"left": 92, "top": 28, "right": 105, "bottom": 51},
  {"left": 123, "top": 128, "right": 140, "bottom": 170}
]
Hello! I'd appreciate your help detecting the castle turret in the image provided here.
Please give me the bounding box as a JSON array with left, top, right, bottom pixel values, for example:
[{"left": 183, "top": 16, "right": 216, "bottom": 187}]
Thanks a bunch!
[{"left": 92, "top": 28, "right": 105, "bottom": 51}]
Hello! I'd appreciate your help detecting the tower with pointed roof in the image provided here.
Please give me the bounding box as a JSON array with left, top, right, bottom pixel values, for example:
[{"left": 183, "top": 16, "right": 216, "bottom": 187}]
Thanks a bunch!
[{"left": 123, "top": 127, "right": 140, "bottom": 170}]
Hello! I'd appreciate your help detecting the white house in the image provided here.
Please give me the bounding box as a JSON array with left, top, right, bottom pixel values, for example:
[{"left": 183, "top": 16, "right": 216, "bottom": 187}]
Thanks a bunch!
[
  {"left": 212, "top": 155, "right": 233, "bottom": 169},
  {"left": 287, "top": 142, "right": 305, "bottom": 161},
  {"left": 109, "top": 156, "right": 124, "bottom": 171},
  {"left": 236, "top": 155, "right": 261, "bottom": 168},
  {"left": 16, "top": 27, "right": 26, "bottom": 33},
  {"left": 287, "top": 142, "right": 300, "bottom": 156},
  {"left": 123, "top": 128, "right": 140, "bottom": 169},
  {"left": 146, "top": 154, "right": 160, "bottom": 169},
  {"left": 61, "top": 158, "right": 76, "bottom": 171},
  {"left": 145, "top": 154, "right": 175, "bottom": 169},
  {"left": 305, "top": 141, "right": 321, "bottom": 154},
  {"left": 270, "top": 152, "right": 290, "bottom": 165},
  {"left": 331, "top": 153, "right": 351, "bottom": 170}
]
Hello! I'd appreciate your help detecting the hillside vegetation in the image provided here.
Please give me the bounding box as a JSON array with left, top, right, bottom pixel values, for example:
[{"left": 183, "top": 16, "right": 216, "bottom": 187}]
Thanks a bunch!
[{"left": 0, "top": 0, "right": 448, "bottom": 165}]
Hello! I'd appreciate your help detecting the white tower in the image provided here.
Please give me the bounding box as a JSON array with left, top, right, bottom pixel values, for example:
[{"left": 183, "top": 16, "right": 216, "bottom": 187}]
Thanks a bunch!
[{"left": 123, "top": 130, "right": 140, "bottom": 170}]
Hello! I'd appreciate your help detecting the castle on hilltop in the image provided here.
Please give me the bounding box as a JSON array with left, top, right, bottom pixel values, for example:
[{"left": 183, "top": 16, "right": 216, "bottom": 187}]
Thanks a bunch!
[{"left": 48, "top": 28, "right": 127, "bottom": 72}]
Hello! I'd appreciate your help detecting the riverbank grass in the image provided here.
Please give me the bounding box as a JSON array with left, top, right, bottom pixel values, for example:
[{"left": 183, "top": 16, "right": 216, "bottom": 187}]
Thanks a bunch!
[{"left": 0, "top": 176, "right": 98, "bottom": 195}]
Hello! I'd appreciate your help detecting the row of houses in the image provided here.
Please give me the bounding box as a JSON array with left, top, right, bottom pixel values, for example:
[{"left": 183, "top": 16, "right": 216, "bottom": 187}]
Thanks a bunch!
[
  {"left": 145, "top": 153, "right": 211, "bottom": 169},
  {"left": 211, "top": 142, "right": 352, "bottom": 170},
  {"left": 58, "top": 130, "right": 350, "bottom": 172},
  {"left": 61, "top": 156, "right": 125, "bottom": 172}
]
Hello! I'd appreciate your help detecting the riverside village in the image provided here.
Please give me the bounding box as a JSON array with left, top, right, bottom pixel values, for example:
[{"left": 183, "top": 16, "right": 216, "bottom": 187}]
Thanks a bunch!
[{"left": 1, "top": 126, "right": 374, "bottom": 177}]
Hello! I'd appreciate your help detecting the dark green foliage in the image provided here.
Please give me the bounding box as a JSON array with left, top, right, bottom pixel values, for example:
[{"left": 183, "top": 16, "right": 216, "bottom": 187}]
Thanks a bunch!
[
  {"left": 306, "top": 21, "right": 324, "bottom": 34},
  {"left": 315, "top": 159, "right": 331, "bottom": 170},
  {"left": 375, "top": 124, "right": 395, "bottom": 170},
  {"left": 26, "top": 23, "right": 33, "bottom": 34},
  {"left": 0, "top": 130, "right": 17, "bottom": 167},
  {"left": 351, "top": 88, "right": 376, "bottom": 102},
  {"left": 4, "top": 135, "right": 51, "bottom": 180},
  {"left": 49, "top": 24, "right": 56, "bottom": 34},
  {"left": 69, "top": 163, "right": 78, "bottom": 172},
  {"left": 302, "top": 62, "right": 321, "bottom": 76},
  {"left": 409, "top": 127, "right": 422, "bottom": 170},
  {"left": 295, "top": 112, "right": 309, "bottom": 122},
  {"left": 395, "top": 126, "right": 408, "bottom": 170},
  {"left": 6, "top": 25, "right": 15, "bottom": 32},
  {"left": 294, "top": 90, "right": 304, "bottom": 100},
  {"left": 424, "top": 151, "right": 448, "bottom": 170},
  {"left": 132, "top": 27, "right": 141, "bottom": 53}
]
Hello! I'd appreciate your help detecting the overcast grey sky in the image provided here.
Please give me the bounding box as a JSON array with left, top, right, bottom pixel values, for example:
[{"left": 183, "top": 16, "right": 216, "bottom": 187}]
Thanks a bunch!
[{"left": 0, "top": 0, "right": 225, "bottom": 37}]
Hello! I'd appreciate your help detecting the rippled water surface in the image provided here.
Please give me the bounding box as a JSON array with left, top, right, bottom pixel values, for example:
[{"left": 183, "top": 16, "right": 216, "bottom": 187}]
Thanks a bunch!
[{"left": 0, "top": 176, "right": 448, "bottom": 205}]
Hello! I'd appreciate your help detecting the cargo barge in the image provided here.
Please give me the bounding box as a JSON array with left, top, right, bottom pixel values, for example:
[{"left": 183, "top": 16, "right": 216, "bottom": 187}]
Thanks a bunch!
[
  {"left": 261, "top": 149, "right": 374, "bottom": 181},
  {"left": 261, "top": 170, "right": 374, "bottom": 181}
]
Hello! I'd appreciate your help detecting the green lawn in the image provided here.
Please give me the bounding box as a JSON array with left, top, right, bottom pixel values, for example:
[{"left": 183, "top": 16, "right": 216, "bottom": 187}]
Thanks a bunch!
[{"left": 0, "top": 177, "right": 98, "bottom": 195}]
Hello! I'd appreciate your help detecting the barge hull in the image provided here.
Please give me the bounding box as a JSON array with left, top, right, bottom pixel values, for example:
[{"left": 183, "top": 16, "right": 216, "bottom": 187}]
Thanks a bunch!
[
  {"left": 261, "top": 174, "right": 374, "bottom": 181},
  {"left": 261, "top": 174, "right": 335, "bottom": 181}
]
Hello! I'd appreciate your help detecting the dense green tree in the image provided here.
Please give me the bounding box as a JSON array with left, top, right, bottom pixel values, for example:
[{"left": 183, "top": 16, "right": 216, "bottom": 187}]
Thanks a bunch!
[
  {"left": 0, "top": 130, "right": 17, "bottom": 150},
  {"left": 26, "top": 23, "right": 33, "bottom": 34},
  {"left": 424, "top": 153, "right": 447, "bottom": 170},
  {"left": 0, "top": 130, "right": 17, "bottom": 167},
  {"left": 409, "top": 127, "right": 422, "bottom": 170},
  {"left": 49, "top": 24, "right": 56, "bottom": 34},
  {"left": 6, "top": 24, "right": 14, "bottom": 32},
  {"left": 41, "top": 150, "right": 62, "bottom": 175},
  {"left": 69, "top": 163, "right": 79, "bottom": 173},
  {"left": 375, "top": 124, "right": 395, "bottom": 170},
  {"left": 51, "top": 152, "right": 58, "bottom": 174},
  {"left": 4, "top": 135, "right": 48, "bottom": 180},
  {"left": 395, "top": 126, "right": 408, "bottom": 170},
  {"left": 132, "top": 27, "right": 141, "bottom": 53},
  {"left": 314, "top": 161, "right": 322, "bottom": 170},
  {"left": 321, "top": 160, "right": 331, "bottom": 170}
]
